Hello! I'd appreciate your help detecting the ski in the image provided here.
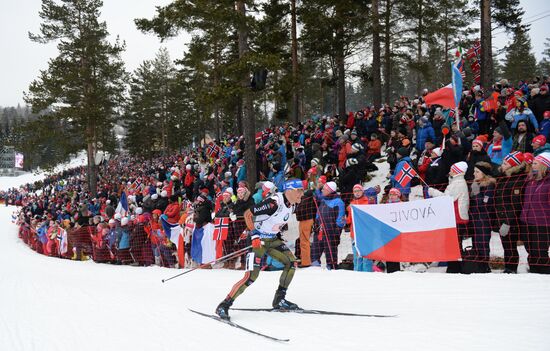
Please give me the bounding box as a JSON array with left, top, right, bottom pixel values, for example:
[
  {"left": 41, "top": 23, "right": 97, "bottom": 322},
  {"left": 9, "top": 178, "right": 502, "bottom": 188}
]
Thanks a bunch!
[
  {"left": 188, "top": 309, "right": 290, "bottom": 342},
  {"left": 231, "top": 307, "right": 396, "bottom": 318}
]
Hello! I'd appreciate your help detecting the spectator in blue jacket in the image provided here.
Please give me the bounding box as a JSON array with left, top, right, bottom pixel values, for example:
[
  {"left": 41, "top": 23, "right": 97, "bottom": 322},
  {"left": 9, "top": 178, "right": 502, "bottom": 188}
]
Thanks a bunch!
[
  {"left": 312, "top": 182, "right": 345, "bottom": 270},
  {"left": 539, "top": 111, "right": 550, "bottom": 139},
  {"left": 416, "top": 116, "right": 435, "bottom": 152},
  {"left": 506, "top": 98, "right": 539, "bottom": 132},
  {"left": 88, "top": 198, "right": 100, "bottom": 216},
  {"left": 488, "top": 123, "right": 513, "bottom": 165},
  {"left": 471, "top": 90, "right": 488, "bottom": 134},
  {"left": 236, "top": 159, "right": 246, "bottom": 182},
  {"left": 390, "top": 147, "right": 413, "bottom": 197}
]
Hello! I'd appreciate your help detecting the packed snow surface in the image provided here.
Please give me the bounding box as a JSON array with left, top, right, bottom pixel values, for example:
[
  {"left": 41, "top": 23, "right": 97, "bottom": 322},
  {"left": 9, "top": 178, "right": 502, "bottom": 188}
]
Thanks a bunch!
[
  {"left": 1, "top": 154, "right": 549, "bottom": 350},
  {"left": 1, "top": 205, "right": 549, "bottom": 351}
]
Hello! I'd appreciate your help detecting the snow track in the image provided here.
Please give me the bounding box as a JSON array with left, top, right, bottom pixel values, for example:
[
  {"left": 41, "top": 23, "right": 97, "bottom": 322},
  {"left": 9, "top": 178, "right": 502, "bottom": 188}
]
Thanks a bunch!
[{"left": 1, "top": 206, "right": 549, "bottom": 351}]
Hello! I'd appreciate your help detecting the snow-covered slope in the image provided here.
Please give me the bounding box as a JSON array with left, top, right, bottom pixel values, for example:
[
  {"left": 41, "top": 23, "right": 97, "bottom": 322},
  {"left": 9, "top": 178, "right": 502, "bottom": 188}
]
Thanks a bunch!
[
  {"left": 0, "top": 151, "right": 88, "bottom": 191},
  {"left": 1, "top": 205, "right": 549, "bottom": 351}
]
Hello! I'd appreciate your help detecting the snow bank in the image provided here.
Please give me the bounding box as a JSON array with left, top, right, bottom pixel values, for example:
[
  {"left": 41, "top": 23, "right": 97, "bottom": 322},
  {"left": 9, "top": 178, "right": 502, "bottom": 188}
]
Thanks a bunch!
[{"left": 0, "top": 150, "right": 88, "bottom": 191}]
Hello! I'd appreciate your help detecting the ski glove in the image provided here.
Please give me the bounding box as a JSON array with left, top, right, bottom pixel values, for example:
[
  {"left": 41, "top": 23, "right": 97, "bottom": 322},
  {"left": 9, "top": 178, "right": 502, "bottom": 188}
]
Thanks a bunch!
[
  {"left": 251, "top": 234, "right": 262, "bottom": 249},
  {"left": 239, "top": 230, "right": 249, "bottom": 241}
]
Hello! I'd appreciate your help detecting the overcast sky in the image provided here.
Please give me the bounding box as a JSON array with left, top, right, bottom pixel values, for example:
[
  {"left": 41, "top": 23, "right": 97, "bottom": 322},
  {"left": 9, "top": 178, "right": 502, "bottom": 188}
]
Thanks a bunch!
[{"left": 1, "top": 0, "right": 549, "bottom": 107}]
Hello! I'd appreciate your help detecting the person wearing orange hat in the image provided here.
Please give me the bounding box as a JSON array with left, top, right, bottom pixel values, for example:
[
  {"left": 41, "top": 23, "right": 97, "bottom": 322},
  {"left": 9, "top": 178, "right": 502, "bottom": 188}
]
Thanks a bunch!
[{"left": 494, "top": 151, "right": 528, "bottom": 273}]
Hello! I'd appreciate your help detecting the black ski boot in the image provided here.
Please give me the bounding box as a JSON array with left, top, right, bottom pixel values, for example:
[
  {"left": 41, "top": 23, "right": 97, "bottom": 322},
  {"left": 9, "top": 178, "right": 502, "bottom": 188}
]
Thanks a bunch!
[
  {"left": 272, "top": 287, "right": 300, "bottom": 310},
  {"left": 215, "top": 297, "right": 233, "bottom": 320}
]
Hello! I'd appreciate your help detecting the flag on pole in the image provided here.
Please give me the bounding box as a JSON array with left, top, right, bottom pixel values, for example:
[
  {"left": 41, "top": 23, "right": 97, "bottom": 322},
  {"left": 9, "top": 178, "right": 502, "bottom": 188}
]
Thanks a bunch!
[
  {"left": 56, "top": 228, "right": 68, "bottom": 255},
  {"left": 115, "top": 191, "right": 128, "bottom": 218},
  {"left": 451, "top": 64, "right": 463, "bottom": 109},
  {"left": 160, "top": 214, "right": 185, "bottom": 265},
  {"left": 352, "top": 196, "right": 460, "bottom": 262},
  {"left": 206, "top": 142, "right": 221, "bottom": 158},
  {"left": 424, "top": 84, "right": 455, "bottom": 109},
  {"left": 395, "top": 162, "right": 418, "bottom": 188},
  {"left": 454, "top": 47, "right": 466, "bottom": 79},
  {"left": 467, "top": 40, "right": 481, "bottom": 84},
  {"left": 213, "top": 217, "right": 230, "bottom": 240},
  {"left": 160, "top": 214, "right": 183, "bottom": 247},
  {"left": 191, "top": 223, "right": 217, "bottom": 264}
]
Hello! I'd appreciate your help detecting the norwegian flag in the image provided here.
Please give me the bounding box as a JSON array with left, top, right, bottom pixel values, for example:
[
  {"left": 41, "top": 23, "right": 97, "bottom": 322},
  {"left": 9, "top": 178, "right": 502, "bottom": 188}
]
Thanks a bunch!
[
  {"left": 213, "top": 217, "right": 230, "bottom": 241},
  {"left": 395, "top": 162, "right": 418, "bottom": 188},
  {"left": 55, "top": 228, "right": 68, "bottom": 255},
  {"left": 129, "top": 179, "right": 141, "bottom": 191},
  {"left": 466, "top": 40, "right": 481, "bottom": 60},
  {"left": 206, "top": 142, "right": 221, "bottom": 158}
]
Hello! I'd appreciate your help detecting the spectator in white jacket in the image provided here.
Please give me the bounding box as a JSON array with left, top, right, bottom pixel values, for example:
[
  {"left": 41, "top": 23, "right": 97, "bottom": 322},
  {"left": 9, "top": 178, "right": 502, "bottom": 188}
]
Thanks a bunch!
[{"left": 413, "top": 161, "right": 470, "bottom": 273}]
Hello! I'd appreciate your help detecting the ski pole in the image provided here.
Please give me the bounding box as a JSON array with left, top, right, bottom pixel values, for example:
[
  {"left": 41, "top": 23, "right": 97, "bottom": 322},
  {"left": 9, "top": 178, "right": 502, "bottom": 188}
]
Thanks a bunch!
[{"left": 161, "top": 245, "right": 252, "bottom": 283}]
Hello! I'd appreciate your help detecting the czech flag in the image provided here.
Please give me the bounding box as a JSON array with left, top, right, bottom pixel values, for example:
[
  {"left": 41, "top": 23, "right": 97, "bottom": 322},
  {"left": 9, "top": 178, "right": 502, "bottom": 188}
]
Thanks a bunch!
[{"left": 352, "top": 196, "right": 460, "bottom": 262}]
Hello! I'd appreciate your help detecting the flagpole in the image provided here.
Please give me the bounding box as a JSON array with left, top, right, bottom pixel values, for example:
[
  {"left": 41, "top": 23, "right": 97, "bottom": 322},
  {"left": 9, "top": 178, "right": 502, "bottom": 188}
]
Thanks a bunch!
[
  {"left": 455, "top": 107, "right": 461, "bottom": 131},
  {"left": 409, "top": 163, "right": 431, "bottom": 189}
]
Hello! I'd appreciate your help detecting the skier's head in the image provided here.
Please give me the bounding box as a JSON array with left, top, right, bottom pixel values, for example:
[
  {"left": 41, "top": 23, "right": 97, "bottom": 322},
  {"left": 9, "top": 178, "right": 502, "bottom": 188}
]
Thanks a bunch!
[{"left": 283, "top": 178, "right": 304, "bottom": 204}]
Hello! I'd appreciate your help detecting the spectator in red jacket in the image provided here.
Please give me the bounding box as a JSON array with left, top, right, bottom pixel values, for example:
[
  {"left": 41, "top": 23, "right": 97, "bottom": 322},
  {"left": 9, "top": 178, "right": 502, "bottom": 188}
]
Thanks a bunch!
[
  {"left": 366, "top": 133, "right": 382, "bottom": 162},
  {"left": 164, "top": 194, "right": 182, "bottom": 223}
]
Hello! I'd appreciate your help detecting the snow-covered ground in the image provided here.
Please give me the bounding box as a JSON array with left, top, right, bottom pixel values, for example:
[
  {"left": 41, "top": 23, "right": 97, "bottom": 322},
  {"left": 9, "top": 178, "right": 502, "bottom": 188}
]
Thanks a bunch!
[
  {"left": 1, "top": 204, "right": 549, "bottom": 351},
  {"left": 1, "top": 154, "right": 549, "bottom": 350},
  {"left": 0, "top": 151, "right": 88, "bottom": 191}
]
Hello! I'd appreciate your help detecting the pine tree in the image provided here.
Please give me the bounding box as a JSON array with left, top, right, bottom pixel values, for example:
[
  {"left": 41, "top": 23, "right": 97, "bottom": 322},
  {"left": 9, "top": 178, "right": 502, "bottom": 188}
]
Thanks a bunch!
[
  {"left": 25, "top": 0, "right": 127, "bottom": 194},
  {"left": 299, "top": 0, "right": 370, "bottom": 120},
  {"left": 538, "top": 38, "right": 550, "bottom": 77},
  {"left": 480, "top": 0, "right": 525, "bottom": 88},
  {"left": 433, "top": 0, "right": 476, "bottom": 83},
  {"left": 502, "top": 27, "right": 538, "bottom": 84},
  {"left": 125, "top": 60, "right": 158, "bottom": 157},
  {"left": 397, "top": 0, "right": 439, "bottom": 94}
]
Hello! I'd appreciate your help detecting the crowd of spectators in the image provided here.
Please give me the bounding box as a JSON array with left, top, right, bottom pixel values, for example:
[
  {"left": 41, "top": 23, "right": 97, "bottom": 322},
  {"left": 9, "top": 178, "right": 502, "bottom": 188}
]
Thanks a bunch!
[{"left": 6, "top": 76, "right": 550, "bottom": 274}]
